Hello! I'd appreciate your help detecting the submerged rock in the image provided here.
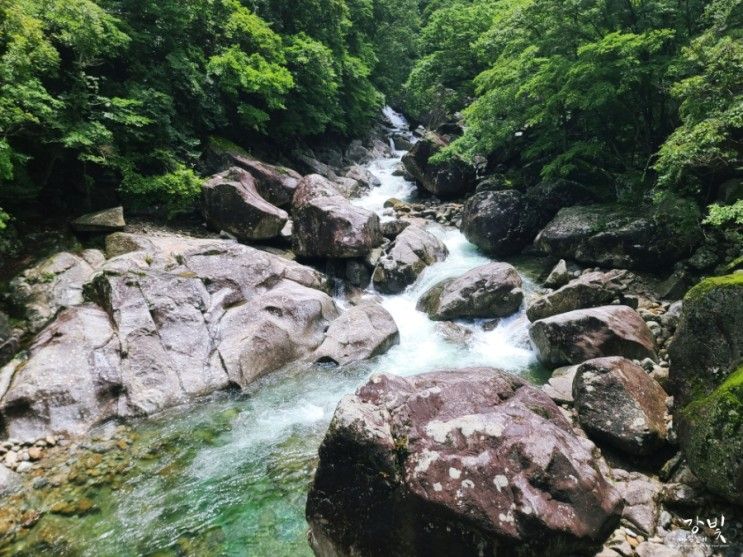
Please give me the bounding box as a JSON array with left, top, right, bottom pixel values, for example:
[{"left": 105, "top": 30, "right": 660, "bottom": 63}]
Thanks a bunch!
[
  {"left": 71, "top": 207, "right": 125, "bottom": 233},
  {"left": 573, "top": 357, "right": 669, "bottom": 456},
  {"left": 527, "top": 270, "right": 626, "bottom": 322},
  {"left": 529, "top": 305, "right": 657, "bottom": 367},
  {"left": 203, "top": 167, "right": 289, "bottom": 241},
  {"left": 417, "top": 262, "right": 523, "bottom": 320},
  {"left": 0, "top": 234, "right": 399, "bottom": 441},
  {"left": 307, "top": 368, "right": 623, "bottom": 556},
  {"left": 401, "top": 132, "right": 475, "bottom": 198},
  {"left": 372, "top": 225, "right": 448, "bottom": 294},
  {"left": 292, "top": 174, "right": 383, "bottom": 258},
  {"left": 669, "top": 274, "right": 743, "bottom": 504}
]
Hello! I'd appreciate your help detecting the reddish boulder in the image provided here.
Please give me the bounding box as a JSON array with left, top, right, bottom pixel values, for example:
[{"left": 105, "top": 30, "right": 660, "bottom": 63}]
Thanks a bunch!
[
  {"left": 292, "top": 174, "right": 383, "bottom": 258},
  {"left": 231, "top": 154, "right": 302, "bottom": 208},
  {"left": 529, "top": 305, "right": 656, "bottom": 367},
  {"left": 307, "top": 368, "right": 623, "bottom": 557},
  {"left": 573, "top": 357, "right": 669, "bottom": 456},
  {"left": 203, "top": 167, "right": 288, "bottom": 241}
]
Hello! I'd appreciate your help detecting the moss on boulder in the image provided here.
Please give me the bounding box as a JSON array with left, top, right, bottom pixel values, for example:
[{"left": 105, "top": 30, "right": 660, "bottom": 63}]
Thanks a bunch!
[
  {"left": 669, "top": 273, "right": 743, "bottom": 407},
  {"left": 670, "top": 273, "right": 743, "bottom": 504},
  {"left": 678, "top": 365, "right": 743, "bottom": 504}
]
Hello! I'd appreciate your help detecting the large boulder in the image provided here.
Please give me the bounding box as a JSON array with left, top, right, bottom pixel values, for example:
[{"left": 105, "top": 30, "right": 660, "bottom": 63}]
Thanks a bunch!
[
  {"left": 0, "top": 234, "right": 398, "bottom": 441},
  {"left": 462, "top": 181, "right": 600, "bottom": 258},
  {"left": 307, "top": 368, "right": 623, "bottom": 557},
  {"left": 313, "top": 303, "right": 399, "bottom": 365},
  {"left": 71, "top": 206, "right": 125, "bottom": 233},
  {"left": 203, "top": 167, "right": 288, "bottom": 241},
  {"left": 534, "top": 203, "right": 702, "bottom": 273},
  {"left": 529, "top": 305, "right": 657, "bottom": 368},
  {"left": 676, "top": 365, "right": 743, "bottom": 505},
  {"left": 669, "top": 274, "right": 743, "bottom": 504},
  {"left": 231, "top": 155, "right": 302, "bottom": 208},
  {"left": 573, "top": 357, "right": 669, "bottom": 456},
  {"left": 401, "top": 132, "right": 475, "bottom": 198},
  {"left": 668, "top": 274, "right": 743, "bottom": 408},
  {"left": 417, "top": 262, "right": 523, "bottom": 320},
  {"left": 205, "top": 138, "right": 302, "bottom": 207},
  {"left": 345, "top": 165, "right": 381, "bottom": 190},
  {"left": 292, "top": 174, "right": 383, "bottom": 258},
  {"left": 461, "top": 190, "right": 541, "bottom": 257},
  {"left": 372, "top": 225, "right": 448, "bottom": 294},
  {"left": 8, "top": 250, "right": 104, "bottom": 333},
  {"left": 527, "top": 270, "right": 626, "bottom": 322}
]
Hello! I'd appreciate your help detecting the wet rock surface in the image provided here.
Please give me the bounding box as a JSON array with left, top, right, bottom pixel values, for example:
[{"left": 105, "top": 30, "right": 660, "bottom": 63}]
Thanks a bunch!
[
  {"left": 401, "top": 132, "right": 475, "bottom": 197},
  {"left": 313, "top": 303, "right": 399, "bottom": 366},
  {"left": 0, "top": 233, "right": 399, "bottom": 441},
  {"left": 372, "top": 225, "right": 448, "bottom": 294},
  {"left": 417, "top": 262, "right": 523, "bottom": 320},
  {"left": 307, "top": 368, "right": 623, "bottom": 557},
  {"left": 529, "top": 305, "right": 657, "bottom": 367}
]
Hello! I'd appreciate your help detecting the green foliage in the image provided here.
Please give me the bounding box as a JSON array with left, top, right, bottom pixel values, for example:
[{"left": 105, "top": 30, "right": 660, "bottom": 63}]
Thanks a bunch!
[
  {"left": 120, "top": 163, "right": 203, "bottom": 219},
  {"left": 441, "top": 0, "right": 709, "bottom": 189},
  {"left": 405, "top": 0, "right": 740, "bottom": 219},
  {"left": 1, "top": 0, "right": 421, "bottom": 223},
  {"left": 403, "top": 0, "right": 498, "bottom": 124},
  {"left": 655, "top": 0, "right": 743, "bottom": 194},
  {"left": 705, "top": 200, "right": 743, "bottom": 227}
]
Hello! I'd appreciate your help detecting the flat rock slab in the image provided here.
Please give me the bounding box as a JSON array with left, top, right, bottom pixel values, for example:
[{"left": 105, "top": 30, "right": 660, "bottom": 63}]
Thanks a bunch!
[{"left": 71, "top": 207, "right": 125, "bottom": 232}]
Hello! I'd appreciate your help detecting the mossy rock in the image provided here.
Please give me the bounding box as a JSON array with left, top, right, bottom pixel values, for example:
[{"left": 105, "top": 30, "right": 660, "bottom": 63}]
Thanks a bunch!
[
  {"left": 678, "top": 364, "right": 743, "bottom": 504},
  {"left": 668, "top": 272, "right": 743, "bottom": 408}
]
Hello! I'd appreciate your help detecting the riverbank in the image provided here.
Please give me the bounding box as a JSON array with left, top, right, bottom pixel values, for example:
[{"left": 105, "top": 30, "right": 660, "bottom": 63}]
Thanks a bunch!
[{"left": 1, "top": 109, "right": 742, "bottom": 556}]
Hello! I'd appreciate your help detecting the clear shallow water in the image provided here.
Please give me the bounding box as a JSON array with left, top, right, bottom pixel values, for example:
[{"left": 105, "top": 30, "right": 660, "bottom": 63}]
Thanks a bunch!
[{"left": 5, "top": 109, "right": 547, "bottom": 557}]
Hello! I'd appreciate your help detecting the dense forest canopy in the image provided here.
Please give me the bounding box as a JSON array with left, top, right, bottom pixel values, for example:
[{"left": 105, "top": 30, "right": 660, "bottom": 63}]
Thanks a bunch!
[{"left": 0, "top": 0, "right": 741, "bottom": 244}]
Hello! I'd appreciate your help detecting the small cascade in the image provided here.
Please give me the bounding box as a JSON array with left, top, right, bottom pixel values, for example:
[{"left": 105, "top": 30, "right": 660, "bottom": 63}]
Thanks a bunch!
[{"left": 12, "top": 107, "right": 540, "bottom": 556}]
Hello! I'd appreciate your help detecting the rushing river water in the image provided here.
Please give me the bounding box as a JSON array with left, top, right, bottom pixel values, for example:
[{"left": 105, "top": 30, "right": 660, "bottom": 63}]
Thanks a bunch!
[{"left": 5, "top": 109, "right": 549, "bottom": 557}]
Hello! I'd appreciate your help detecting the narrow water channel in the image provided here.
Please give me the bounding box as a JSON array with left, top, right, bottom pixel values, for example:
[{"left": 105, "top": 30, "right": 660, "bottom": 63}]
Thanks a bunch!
[{"left": 5, "top": 109, "right": 548, "bottom": 557}]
